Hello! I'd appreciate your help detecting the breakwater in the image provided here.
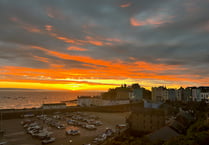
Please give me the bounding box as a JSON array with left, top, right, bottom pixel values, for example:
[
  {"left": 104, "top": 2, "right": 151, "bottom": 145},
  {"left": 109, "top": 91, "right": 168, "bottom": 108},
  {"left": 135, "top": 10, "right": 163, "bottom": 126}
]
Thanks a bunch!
[{"left": 0, "top": 103, "right": 140, "bottom": 120}]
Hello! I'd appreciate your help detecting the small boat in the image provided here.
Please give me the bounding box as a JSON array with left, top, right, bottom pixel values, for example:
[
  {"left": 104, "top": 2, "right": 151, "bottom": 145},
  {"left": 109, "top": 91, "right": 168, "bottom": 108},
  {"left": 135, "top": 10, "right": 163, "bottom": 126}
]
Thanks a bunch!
[
  {"left": 42, "top": 137, "right": 56, "bottom": 144},
  {"left": 85, "top": 124, "right": 96, "bottom": 130},
  {"left": 0, "top": 141, "right": 7, "bottom": 145},
  {"left": 66, "top": 129, "right": 80, "bottom": 136}
]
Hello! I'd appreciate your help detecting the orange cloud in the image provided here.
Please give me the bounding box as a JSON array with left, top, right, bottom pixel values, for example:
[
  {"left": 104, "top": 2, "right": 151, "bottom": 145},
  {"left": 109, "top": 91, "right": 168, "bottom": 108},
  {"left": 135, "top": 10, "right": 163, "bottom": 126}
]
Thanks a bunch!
[
  {"left": 30, "top": 46, "right": 110, "bottom": 66},
  {"left": 50, "top": 64, "right": 65, "bottom": 68},
  {"left": 88, "top": 40, "right": 103, "bottom": 46},
  {"left": 130, "top": 16, "right": 173, "bottom": 27},
  {"left": 45, "top": 26, "right": 120, "bottom": 47},
  {"left": 0, "top": 59, "right": 207, "bottom": 91},
  {"left": 30, "top": 46, "right": 187, "bottom": 79},
  {"left": 23, "top": 26, "right": 41, "bottom": 33},
  {"left": 67, "top": 46, "right": 88, "bottom": 51},
  {"left": 85, "top": 36, "right": 104, "bottom": 46},
  {"left": 45, "top": 25, "right": 53, "bottom": 31},
  {"left": 56, "top": 36, "right": 76, "bottom": 43},
  {"left": 1, "top": 62, "right": 205, "bottom": 86},
  {"left": 47, "top": 32, "right": 82, "bottom": 45},
  {"left": 120, "top": 3, "right": 131, "bottom": 8},
  {"left": 130, "top": 18, "right": 146, "bottom": 26},
  {"left": 1, "top": 45, "right": 207, "bottom": 91},
  {"left": 33, "top": 56, "right": 49, "bottom": 63}
]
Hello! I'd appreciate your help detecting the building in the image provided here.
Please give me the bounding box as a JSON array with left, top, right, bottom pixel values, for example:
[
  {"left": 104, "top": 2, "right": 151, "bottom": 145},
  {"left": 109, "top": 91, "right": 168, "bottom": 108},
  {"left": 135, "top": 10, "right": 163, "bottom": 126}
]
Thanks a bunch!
[
  {"left": 168, "top": 89, "right": 177, "bottom": 101},
  {"left": 152, "top": 87, "right": 179, "bottom": 102},
  {"left": 130, "top": 84, "right": 143, "bottom": 101},
  {"left": 191, "top": 87, "right": 201, "bottom": 101},
  {"left": 184, "top": 87, "right": 192, "bottom": 101},
  {"left": 152, "top": 86, "right": 168, "bottom": 101},
  {"left": 200, "top": 92, "right": 209, "bottom": 103},
  {"left": 102, "top": 99, "right": 130, "bottom": 106},
  {"left": 116, "top": 89, "right": 132, "bottom": 100},
  {"left": 101, "top": 84, "right": 132, "bottom": 100},
  {"left": 77, "top": 96, "right": 130, "bottom": 107},
  {"left": 199, "top": 86, "right": 209, "bottom": 103},
  {"left": 42, "top": 103, "right": 66, "bottom": 109},
  {"left": 77, "top": 96, "right": 94, "bottom": 107},
  {"left": 176, "top": 87, "right": 184, "bottom": 101},
  {"left": 127, "top": 103, "right": 165, "bottom": 133},
  {"left": 131, "top": 88, "right": 143, "bottom": 101},
  {"left": 175, "top": 86, "right": 209, "bottom": 102}
]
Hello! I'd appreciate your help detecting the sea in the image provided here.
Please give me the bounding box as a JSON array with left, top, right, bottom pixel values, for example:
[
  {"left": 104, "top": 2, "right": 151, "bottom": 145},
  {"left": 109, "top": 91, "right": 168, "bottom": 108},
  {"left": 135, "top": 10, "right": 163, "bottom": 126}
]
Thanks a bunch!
[{"left": 0, "top": 90, "right": 101, "bottom": 109}]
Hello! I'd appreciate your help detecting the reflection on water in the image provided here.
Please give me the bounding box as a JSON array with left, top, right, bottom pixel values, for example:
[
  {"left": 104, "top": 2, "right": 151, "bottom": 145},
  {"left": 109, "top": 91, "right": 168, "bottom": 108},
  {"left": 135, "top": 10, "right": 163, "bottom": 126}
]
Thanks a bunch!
[{"left": 0, "top": 91, "right": 100, "bottom": 109}]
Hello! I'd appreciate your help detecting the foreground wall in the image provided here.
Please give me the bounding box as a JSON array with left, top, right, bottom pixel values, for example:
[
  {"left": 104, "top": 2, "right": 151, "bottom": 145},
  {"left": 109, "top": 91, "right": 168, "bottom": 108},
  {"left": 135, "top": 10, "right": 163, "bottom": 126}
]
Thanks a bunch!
[{"left": 127, "top": 107, "right": 165, "bottom": 133}]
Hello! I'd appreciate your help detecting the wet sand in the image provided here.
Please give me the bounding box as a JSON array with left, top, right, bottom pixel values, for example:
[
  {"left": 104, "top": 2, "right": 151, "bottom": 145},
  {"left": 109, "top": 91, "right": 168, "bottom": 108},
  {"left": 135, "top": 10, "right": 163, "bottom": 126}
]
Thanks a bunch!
[{"left": 1, "top": 112, "right": 130, "bottom": 145}]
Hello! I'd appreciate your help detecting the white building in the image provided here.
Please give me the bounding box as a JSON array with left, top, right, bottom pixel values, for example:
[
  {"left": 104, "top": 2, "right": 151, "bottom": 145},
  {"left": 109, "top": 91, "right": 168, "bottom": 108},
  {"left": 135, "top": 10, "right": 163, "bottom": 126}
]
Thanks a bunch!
[
  {"left": 77, "top": 96, "right": 130, "bottom": 107},
  {"left": 191, "top": 88, "right": 201, "bottom": 101},
  {"left": 77, "top": 96, "right": 107, "bottom": 107}
]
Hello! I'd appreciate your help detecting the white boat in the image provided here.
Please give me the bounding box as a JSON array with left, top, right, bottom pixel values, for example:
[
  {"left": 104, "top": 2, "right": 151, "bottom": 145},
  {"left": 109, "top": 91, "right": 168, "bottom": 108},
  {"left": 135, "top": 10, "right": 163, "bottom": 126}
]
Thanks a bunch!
[
  {"left": 42, "top": 137, "right": 56, "bottom": 144},
  {"left": 0, "top": 141, "right": 7, "bottom": 145},
  {"left": 85, "top": 124, "right": 96, "bottom": 130},
  {"left": 37, "top": 130, "right": 53, "bottom": 139}
]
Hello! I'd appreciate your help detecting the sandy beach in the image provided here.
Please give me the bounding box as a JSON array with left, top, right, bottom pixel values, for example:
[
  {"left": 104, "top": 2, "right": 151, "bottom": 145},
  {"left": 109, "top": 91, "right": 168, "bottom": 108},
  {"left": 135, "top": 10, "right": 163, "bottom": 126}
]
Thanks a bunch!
[{"left": 1, "top": 112, "right": 130, "bottom": 145}]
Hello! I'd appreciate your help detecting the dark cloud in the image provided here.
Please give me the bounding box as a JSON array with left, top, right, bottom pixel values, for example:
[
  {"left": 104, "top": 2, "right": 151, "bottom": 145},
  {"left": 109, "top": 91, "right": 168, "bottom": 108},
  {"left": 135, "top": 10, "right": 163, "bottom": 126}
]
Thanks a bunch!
[{"left": 0, "top": 0, "right": 209, "bottom": 83}]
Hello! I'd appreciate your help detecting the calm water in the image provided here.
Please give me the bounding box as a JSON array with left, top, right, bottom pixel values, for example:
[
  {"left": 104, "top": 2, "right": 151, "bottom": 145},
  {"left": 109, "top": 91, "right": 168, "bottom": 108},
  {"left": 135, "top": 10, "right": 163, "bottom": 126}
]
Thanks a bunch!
[{"left": 0, "top": 91, "right": 100, "bottom": 109}]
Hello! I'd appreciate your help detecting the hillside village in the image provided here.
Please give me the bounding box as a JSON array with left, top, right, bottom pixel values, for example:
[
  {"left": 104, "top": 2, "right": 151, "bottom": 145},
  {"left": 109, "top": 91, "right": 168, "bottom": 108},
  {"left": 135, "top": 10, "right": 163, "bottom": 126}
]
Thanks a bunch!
[
  {"left": 78, "top": 83, "right": 209, "bottom": 145},
  {"left": 78, "top": 83, "right": 209, "bottom": 107}
]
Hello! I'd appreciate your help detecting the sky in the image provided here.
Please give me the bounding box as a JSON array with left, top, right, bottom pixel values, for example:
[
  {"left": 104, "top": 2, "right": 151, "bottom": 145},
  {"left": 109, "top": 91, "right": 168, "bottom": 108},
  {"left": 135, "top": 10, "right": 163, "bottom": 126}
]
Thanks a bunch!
[{"left": 0, "top": 0, "right": 209, "bottom": 91}]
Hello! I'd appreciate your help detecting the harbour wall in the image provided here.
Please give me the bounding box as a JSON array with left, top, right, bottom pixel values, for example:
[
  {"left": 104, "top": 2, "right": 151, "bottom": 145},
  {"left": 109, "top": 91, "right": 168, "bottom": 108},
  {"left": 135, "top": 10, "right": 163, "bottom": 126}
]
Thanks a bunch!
[{"left": 0, "top": 103, "right": 141, "bottom": 120}]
